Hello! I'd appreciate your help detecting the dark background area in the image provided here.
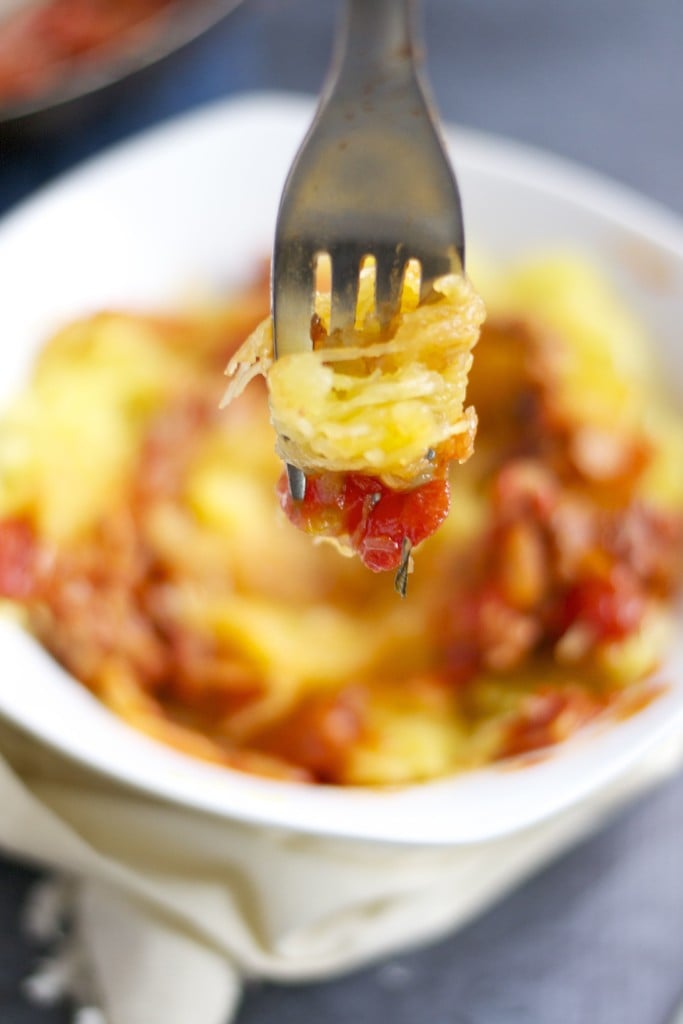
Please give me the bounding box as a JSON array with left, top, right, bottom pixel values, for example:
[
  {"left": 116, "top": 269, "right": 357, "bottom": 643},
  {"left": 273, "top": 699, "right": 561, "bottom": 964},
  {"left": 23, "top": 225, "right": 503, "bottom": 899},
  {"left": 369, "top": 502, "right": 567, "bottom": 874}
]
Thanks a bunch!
[{"left": 1, "top": 1, "right": 682, "bottom": 1021}]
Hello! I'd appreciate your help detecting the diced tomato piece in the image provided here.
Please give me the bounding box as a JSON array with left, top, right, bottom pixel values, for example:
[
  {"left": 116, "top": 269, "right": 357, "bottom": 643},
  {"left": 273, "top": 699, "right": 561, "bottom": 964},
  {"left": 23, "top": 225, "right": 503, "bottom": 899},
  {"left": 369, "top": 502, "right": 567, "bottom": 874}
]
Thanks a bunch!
[
  {"left": 561, "top": 565, "right": 645, "bottom": 642},
  {"left": 355, "top": 478, "right": 450, "bottom": 572},
  {"left": 277, "top": 470, "right": 450, "bottom": 573}
]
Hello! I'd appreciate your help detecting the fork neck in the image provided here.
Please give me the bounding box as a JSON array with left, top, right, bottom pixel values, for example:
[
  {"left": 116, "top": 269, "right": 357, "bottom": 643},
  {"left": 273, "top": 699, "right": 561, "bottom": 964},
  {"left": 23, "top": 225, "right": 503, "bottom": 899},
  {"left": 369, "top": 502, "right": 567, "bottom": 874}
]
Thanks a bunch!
[{"left": 331, "top": 0, "right": 422, "bottom": 87}]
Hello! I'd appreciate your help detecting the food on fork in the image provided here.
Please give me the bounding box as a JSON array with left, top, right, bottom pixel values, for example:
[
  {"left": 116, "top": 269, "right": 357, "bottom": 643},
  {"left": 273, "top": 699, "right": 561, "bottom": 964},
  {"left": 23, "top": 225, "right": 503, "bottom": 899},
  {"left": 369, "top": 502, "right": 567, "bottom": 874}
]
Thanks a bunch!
[
  {"left": 1, "top": 255, "right": 682, "bottom": 784},
  {"left": 223, "top": 263, "right": 485, "bottom": 582},
  {"left": 266, "top": 0, "right": 467, "bottom": 587}
]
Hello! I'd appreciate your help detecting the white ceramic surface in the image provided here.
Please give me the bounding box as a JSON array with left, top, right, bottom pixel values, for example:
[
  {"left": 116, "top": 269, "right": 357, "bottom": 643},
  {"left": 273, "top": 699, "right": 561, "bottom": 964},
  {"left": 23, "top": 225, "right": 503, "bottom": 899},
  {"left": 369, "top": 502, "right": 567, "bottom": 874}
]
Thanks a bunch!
[{"left": 1, "top": 93, "right": 682, "bottom": 846}]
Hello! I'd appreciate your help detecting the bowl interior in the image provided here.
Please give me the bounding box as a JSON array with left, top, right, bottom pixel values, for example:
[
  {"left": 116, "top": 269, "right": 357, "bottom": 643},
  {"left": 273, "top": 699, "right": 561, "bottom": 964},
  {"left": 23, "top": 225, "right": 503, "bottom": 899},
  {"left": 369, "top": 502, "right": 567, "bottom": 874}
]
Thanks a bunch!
[{"left": 1, "top": 93, "right": 683, "bottom": 845}]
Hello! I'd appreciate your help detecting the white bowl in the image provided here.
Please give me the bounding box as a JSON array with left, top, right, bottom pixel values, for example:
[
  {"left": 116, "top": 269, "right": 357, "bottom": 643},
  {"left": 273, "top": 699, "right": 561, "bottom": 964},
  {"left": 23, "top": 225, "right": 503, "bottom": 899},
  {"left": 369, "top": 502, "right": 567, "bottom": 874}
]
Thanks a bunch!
[{"left": 1, "top": 93, "right": 682, "bottom": 846}]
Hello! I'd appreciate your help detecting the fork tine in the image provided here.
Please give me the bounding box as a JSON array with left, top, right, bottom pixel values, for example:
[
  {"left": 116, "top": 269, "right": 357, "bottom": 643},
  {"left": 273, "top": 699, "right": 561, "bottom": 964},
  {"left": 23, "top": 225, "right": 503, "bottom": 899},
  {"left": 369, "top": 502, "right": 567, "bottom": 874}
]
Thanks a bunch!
[
  {"left": 329, "top": 246, "right": 362, "bottom": 334},
  {"left": 273, "top": 242, "right": 317, "bottom": 358},
  {"left": 419, "top": 250, "right": 461, "bottom": 300},
  {"left": 286, "top": 465, "right": 307, "bottom": 501},
  {"left": 375, "top": 246, "right": 405, "bottom": 327}
]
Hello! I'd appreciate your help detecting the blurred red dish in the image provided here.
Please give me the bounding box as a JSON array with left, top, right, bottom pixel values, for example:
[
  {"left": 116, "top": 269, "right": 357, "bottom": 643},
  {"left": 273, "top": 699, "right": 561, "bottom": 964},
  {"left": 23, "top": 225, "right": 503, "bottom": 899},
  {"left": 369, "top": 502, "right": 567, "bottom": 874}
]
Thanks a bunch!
[
  {"left": 0, "top": 0, "right": 183, "bottom": 105},
  {"left": 0, "top": 0, "right": 241, "bottom": 132}
]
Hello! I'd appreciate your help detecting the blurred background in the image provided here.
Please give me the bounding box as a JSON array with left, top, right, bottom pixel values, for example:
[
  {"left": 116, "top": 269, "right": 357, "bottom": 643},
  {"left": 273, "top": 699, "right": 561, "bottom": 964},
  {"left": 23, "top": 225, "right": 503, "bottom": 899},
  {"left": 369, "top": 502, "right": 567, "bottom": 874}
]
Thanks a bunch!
[
  {"left": 1, "top": 0, "right": 682, "bottom": 212},
  {"left": 1, "top": 1, "right": 682, "bottom": 1022}
]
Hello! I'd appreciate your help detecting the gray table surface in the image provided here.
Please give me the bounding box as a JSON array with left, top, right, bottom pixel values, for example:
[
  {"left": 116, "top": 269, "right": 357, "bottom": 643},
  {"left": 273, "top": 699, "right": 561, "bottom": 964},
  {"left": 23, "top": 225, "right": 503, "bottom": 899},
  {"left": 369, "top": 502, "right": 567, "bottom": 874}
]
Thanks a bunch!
[{"left": 1, "top": 1, "right": 682, "bottom": 1021}]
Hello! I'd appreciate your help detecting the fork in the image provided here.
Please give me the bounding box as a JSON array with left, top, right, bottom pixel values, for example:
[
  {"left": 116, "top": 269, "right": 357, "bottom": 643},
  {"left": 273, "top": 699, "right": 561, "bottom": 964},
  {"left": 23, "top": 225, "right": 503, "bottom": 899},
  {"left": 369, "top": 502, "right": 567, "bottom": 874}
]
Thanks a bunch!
[{"left": 272, "top": 0, "right": 465, "bottom": 501}]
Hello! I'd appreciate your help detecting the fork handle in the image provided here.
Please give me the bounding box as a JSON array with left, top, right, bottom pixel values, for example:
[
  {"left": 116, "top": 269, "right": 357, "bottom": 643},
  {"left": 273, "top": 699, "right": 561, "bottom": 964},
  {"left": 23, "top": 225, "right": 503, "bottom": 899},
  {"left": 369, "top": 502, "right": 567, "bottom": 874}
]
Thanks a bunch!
[{"left": 334, "top": 0, "right": 420, "bottom": 84}]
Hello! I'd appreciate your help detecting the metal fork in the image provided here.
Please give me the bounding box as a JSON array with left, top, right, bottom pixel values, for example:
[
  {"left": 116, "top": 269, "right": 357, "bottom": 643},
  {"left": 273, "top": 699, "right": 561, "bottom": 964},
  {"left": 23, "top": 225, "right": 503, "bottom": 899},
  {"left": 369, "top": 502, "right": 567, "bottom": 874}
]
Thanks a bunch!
[{"left": 272, "top": 0, "right": 465, "bottom": 501}]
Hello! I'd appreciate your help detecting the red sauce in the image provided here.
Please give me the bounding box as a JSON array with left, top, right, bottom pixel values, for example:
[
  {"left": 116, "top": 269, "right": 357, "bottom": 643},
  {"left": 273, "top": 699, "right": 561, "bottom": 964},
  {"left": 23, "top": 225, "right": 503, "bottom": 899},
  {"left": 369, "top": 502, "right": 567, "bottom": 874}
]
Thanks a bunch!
[
  {"left": 254, "top": 687, "right": 367, "bottom": 784},
  {"left": 1, "top": 302, "right": 681, "bottom": 784},
  {"left": 501, "top": 686, "right": 603, "bottom": 758}
]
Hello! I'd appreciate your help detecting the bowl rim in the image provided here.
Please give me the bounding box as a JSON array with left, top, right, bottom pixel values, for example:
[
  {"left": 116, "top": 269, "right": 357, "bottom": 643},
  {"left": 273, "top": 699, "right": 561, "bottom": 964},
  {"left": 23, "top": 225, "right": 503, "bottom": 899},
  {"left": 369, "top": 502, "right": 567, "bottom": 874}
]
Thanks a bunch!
[{"left": 1, "top": 91, "right": 683, "bottom": 847}]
